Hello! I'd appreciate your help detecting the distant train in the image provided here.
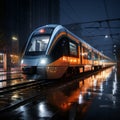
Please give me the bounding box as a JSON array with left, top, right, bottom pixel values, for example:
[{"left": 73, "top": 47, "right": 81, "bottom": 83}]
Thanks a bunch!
[{"left": 21, "top": 24, "right": 115, "bottom": 79}]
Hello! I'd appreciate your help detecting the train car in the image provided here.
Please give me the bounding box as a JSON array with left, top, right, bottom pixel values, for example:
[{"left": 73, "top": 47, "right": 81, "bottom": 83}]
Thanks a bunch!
[{"left": 21, "top": 24, "right": 114, "bottom": 79}]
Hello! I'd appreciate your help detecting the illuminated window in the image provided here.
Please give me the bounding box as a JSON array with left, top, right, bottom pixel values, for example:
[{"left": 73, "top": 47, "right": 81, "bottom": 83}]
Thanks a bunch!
[
  {"left": 26, "top": 36, "right": 50, "bottom": 55},
  {"left": 69, "top": 42, "right": 78, "bottom": 56},
  {"left": 83, "top": 47, "right": 88, "bottom": 59},
  {"left": 29, "top": 36, "right": 49, "bottom": 52},
  {"left": 94, "top": 53, "right": 98, "bottom": 60}
]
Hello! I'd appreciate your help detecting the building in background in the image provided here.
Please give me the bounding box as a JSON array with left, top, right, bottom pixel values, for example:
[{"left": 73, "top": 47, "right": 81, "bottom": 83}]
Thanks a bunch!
[
  {"left": 0, "top": 0, "right": 60, "bottom": 54},
  {"left": 0, "top": 0, "right": 60, "bottom": 69}
]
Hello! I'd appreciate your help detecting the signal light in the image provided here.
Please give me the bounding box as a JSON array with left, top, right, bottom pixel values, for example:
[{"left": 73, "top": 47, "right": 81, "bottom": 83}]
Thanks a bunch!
[{"left": 39, "top": 29, "right": 45, "bottom": 33}]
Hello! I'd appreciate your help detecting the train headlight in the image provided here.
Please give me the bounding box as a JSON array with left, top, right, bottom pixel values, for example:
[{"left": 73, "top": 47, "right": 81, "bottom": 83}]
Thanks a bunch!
[
  {"left": 40, "top": 58, "right": 47, "bottom": 65},
  {"left": 21, "top": 59, "right": 24, "bottom": 64}
]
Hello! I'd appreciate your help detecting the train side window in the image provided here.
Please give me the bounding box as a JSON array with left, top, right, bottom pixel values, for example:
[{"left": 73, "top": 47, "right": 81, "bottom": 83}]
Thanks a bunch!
[
  {"left": 69, "top": 41, "right": 78, "bottom": 57},
  {"left": 62, "top": 39, "right": 69, "bottom": 56},
  {"left": 50, "top": 38, "right": 69, "bottom": 59},
  {"left": 82, "top": 47, "right": 92, "bottom": 60},
  {"left": 83, "top": 47, "right": 88, "bottom": 59},
  {"left": 88, "top": 51, "right": 92, "bottom": 60},
  {"left": 94, "top": 53, "right": 98, "bottom": 60}
]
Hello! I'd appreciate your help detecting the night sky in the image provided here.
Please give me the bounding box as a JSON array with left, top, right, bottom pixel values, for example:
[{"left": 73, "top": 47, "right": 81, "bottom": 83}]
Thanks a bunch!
[{"left": 60, "top": 0, "right": 120, "bottom": 24}]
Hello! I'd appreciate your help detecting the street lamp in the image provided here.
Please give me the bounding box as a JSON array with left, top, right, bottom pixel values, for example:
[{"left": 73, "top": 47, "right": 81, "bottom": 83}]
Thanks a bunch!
[
  {"left": 12, "top": 35, "right": 19, "bottom": 54},
  {"left": 12, "top": 35, "right": 19, "bottom": 52},
  {"left": 105, "top": 35, "right": 109, "bottom": 38},
  {"left": 12, "top": 36, "right": 18, "bottom": 41},
  {"left": 11, "top": 35, "right": 19, "bottom": 67}
]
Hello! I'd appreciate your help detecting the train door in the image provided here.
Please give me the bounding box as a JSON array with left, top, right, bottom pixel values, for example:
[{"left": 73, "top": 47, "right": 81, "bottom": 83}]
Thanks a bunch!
[{"left": 49, "top": 37, "right": 69, "bottom": 64}]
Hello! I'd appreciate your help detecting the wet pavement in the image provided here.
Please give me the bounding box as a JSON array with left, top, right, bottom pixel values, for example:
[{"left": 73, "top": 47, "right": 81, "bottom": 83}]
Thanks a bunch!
[
  {"left": 0, "top": 66, "right": 120, "bottom": 120},
  {"left": 0, "top": 72, "right": 23, "bottom": 88}
]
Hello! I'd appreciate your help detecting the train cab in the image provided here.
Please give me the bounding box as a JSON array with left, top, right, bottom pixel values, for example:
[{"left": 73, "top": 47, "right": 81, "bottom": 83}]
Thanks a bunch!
[
  {"left": 21, "top": 25, "right": 55, "bottom": 76},
  {"left": 21, "top": 25, "right": 69, "bottom": 79}
]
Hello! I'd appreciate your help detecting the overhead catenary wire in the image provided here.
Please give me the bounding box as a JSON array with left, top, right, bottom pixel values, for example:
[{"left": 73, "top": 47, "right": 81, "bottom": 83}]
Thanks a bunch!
[
  {"left": 60, "top": 1, "right": 76, "bottom": 23},
  {"left": 63, "top": 0, "right": 82, "bottom": 22},
  {"left": 103, "top": 0, "right": 119, "bottom": 59}
]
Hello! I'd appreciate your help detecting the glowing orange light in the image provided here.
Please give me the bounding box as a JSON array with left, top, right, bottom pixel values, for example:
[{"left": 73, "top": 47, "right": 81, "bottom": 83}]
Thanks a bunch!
[
  {"left": 63, "top": 56, "right": 67, "bottom": 61},
  {"left": 73, "top": 59, "right": 77, "bottom": 62},
  {"left": 39, "top": 29, "right": 45, "bottom": 33}
]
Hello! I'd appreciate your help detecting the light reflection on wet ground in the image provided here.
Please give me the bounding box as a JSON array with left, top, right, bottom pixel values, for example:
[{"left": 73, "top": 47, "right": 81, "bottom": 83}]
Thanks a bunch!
[
  {"left": 1, "top": 66, "right": 120, "bottom": 120},
  {"left": 45, "top": 67, "right": 115, "bottom": 120},
  {"left": 0, "top": 72, "right": 23, "bottom": 88}
]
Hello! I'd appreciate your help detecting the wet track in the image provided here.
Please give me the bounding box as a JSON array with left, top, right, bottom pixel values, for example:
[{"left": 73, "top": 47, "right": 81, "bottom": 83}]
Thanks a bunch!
[{"left": 0, "top": 66, "right": 120, "bottom": 120}]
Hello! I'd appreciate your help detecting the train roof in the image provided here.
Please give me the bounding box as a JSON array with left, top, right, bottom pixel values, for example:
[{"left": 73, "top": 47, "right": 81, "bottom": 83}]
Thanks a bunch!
[
  {"left": 31, "top": 24, "right": 113, "bottom": 61},
  {"left": 34, "top": 24, "right": 58, "bottom": 31},
  {"left": 60, "top": 25, "right": 112, "bottom": 60}
]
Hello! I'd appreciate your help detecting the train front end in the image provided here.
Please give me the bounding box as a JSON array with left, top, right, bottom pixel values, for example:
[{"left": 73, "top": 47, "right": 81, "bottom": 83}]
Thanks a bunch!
[{"left": 21, "top": 25, "right": 55, "bottom": 79}]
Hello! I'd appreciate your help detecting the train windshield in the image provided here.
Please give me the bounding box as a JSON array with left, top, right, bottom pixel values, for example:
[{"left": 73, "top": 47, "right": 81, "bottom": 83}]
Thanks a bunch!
[{"left": 25, "top": 35, "right": 50, "bottom": 55}]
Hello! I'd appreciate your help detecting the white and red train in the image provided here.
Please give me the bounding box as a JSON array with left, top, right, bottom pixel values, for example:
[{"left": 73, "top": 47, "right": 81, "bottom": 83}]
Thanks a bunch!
[{"left": 21, "top": 24, "right": 115, "bottom": 79}]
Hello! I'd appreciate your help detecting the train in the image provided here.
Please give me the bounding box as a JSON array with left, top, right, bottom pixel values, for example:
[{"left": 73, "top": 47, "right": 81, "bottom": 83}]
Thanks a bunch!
[{"left": 21, "top": 24, "right": 115, "bottom": 79}]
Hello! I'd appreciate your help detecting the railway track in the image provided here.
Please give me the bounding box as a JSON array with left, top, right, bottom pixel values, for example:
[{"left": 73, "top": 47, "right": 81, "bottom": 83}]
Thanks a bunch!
[{"left": 0, "top": 71, "right": 60, "bottom": 113}]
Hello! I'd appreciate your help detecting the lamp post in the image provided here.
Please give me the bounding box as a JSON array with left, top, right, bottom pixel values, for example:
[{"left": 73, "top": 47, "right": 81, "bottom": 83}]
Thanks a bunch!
[
  {"left": 11, "top": 35, "right": 19, "bottom": 68},
  {"left": 12, "top": 35, "right": 19, "bottom": 54}
]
